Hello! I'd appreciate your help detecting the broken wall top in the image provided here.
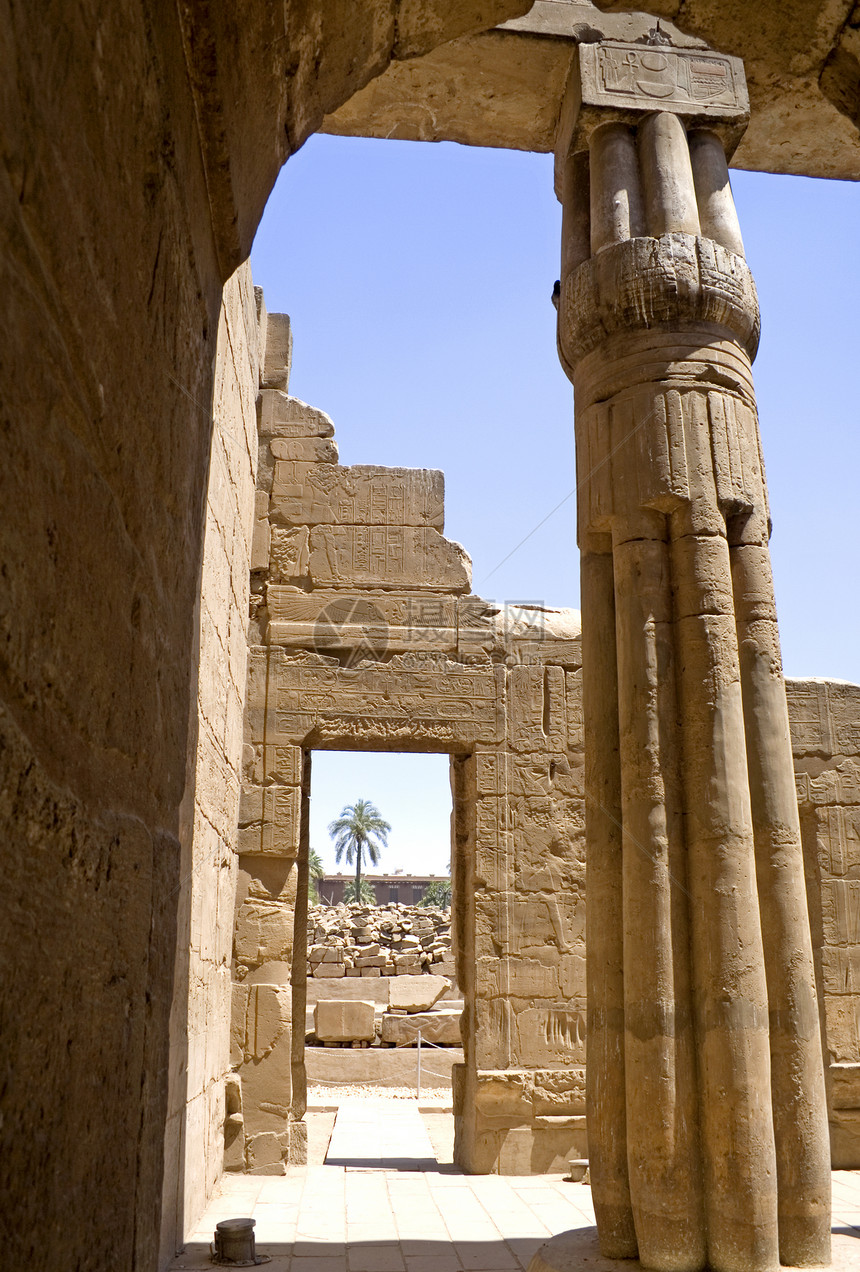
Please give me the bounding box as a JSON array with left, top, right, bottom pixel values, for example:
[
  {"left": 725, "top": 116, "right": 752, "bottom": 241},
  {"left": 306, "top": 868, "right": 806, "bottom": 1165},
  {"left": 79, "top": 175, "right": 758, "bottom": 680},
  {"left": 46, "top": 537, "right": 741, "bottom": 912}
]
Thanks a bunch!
[{"left": 252, "top": 305, "right": 581, "bottom": 670}]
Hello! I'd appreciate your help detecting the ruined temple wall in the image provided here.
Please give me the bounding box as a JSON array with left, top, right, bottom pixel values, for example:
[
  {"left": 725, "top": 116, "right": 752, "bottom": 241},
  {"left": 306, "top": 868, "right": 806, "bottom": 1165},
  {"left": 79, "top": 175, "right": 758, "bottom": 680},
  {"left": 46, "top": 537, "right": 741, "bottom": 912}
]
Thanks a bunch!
[
  {"left": 0, "top": 12, "right": 229, "bottom": 1271},
  {"left": 160, "top": 265, "right": 261, "bottom": 1260},
  {"left": 453, "top": 634, "right": 588, "bottom": 1175},
  {"left": 788, "top": 677, "right": 860, "bottom": 1168},
  {"left": 233, "top": 318, "right": 589, "bottom": 1174},
  {"left": 228, "top": 310, "right": 860, "bottom": 1185}
]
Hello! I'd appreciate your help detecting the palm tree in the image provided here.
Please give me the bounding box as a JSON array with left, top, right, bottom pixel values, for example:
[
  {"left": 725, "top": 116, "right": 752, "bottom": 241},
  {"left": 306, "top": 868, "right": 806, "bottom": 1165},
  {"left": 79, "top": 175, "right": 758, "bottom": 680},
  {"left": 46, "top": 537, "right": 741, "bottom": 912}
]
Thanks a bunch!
[
  {"left": 308, "top": 848, "right": 325, "bottom": 905},
  {"left": 419, "top": 878, "right": 451, "bottom": 908},
  {"left": 328, "top": 799, "right": 390, "bottom": 899},
  {"left": 344, "top": 879, "right": 376, "bottom": 905}
]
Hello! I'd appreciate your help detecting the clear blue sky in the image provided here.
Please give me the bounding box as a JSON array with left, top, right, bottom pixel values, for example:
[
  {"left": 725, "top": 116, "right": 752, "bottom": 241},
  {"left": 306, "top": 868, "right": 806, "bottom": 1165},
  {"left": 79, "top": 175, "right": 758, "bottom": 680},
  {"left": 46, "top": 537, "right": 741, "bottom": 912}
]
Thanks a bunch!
[
  {"left": 309, "top": 751, "right": 452, "bottom": 876},
  {"left": 251, "top": 134, "right": 860, "bottom": 875}
]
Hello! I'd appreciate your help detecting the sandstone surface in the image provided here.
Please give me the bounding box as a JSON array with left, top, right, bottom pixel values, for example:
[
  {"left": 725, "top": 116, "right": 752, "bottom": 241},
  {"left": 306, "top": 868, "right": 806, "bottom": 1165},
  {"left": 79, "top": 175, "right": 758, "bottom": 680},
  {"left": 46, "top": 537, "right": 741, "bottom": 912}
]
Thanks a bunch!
[
  {"left": 324, "top": 1, "right": 860, "bottom": 182},
  {"left": 237, "top": 350, "right": 587, "bottom": 1175},
  {"left": 4, "top": 0, "right": 859, "bottom": 1264},
  {"left": 389, "top": 975, "right": 451, "bottom": 1013},
  {"left": 314, "top": 1000, "right": 376, "bottom": 1043},
  {"left": 307, "top": 903, "right": 453, "bottom": 978},
  {"left": 381, "top": 1008, "right": 462, "bottom": 1047}
]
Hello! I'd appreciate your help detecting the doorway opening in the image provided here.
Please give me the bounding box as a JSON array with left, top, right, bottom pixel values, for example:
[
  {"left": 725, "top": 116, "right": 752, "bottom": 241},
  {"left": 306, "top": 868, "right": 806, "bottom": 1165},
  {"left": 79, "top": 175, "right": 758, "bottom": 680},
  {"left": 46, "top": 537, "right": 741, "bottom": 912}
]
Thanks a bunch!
[{"left": 300, "top": 749, "right": 462, "bottom": 1169}]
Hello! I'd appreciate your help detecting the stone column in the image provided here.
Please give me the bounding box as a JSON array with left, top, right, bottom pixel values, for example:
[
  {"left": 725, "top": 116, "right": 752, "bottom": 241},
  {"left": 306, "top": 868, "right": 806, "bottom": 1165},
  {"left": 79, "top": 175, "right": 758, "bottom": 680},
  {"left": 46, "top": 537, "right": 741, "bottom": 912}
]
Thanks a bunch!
[{"left": 554, "top": 39, "right": 830, "bottom": 1272}]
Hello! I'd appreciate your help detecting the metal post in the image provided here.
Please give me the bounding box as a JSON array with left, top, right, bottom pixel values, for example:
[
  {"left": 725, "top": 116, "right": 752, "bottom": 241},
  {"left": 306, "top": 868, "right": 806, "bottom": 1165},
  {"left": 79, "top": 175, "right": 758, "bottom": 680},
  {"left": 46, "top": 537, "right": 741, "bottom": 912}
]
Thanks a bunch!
[{"left": 417, "top": 1029, "right": 422, "bottom": 1102}]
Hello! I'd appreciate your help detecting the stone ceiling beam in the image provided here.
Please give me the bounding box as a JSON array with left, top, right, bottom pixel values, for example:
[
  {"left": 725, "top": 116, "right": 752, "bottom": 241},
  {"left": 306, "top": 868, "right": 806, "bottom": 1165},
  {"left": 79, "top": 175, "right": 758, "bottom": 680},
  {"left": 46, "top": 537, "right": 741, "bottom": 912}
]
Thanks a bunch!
[{"left": 322, "top": 0, "right": 860, "bottom": 182}]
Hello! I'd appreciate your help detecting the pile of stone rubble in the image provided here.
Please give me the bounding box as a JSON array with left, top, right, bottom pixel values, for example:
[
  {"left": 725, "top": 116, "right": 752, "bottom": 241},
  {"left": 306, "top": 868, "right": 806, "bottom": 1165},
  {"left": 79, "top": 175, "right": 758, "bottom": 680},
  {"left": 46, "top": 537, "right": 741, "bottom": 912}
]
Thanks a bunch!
[
  {"left": 307, "top": 902, "right": 452, "bottom": 978},
  {"left": 310, "top": 975, "right": 462, "bottom": 1048}
]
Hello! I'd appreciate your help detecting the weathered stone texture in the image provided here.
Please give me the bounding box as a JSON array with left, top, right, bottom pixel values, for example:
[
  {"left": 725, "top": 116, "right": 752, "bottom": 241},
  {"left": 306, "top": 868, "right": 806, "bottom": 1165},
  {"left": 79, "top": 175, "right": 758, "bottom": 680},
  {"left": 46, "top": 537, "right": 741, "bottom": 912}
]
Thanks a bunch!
[
  {"left": 238, "top": 331, "right": 585, "bottom": 1172},
  {"left": 325, "top": 1, "right": 860, "bottom": 182},
  {"left": 271, "top": 464, "right": 444, "bottom": 528},
  {"left": 161, "top": 263, "right": 260, "bottom": 1254},
  {"left": 554, "top": 43, "right": 829, "bottom": 1272},
  {"left": 307, "top": 525, "right": 471, "bottom": 592},
  {"left": 308, "top": 907, "right": 454, "bottom": 978},
  {"left": 3, "top": 0, "right": 858, "bottom": 1264},
  {"left": 1, "top": 1, "right": 531, "bottom": 1262},
  {"left": 315, "top": 999, "right": 376, "bottom": 1042},
  {"left": 381, "top": 1008, "right": 462, "bottom": 1046},
  {"left": 389, "top": 975, "right": 452, "bottom": 1012},
  {"left": 790, "top": 677, "right": 860, "bottom": 1168}
]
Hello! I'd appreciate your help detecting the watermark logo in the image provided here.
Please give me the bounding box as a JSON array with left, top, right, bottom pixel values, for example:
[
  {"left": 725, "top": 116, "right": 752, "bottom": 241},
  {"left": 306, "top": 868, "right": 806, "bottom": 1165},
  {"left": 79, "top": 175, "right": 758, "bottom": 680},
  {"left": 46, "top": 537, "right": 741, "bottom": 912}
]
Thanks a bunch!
[
  {"left": 313, "top": 597, "right": 389, "bottom": 667},
  {"left": 311, "top": 596, "right": 554, "bottom": 666}
]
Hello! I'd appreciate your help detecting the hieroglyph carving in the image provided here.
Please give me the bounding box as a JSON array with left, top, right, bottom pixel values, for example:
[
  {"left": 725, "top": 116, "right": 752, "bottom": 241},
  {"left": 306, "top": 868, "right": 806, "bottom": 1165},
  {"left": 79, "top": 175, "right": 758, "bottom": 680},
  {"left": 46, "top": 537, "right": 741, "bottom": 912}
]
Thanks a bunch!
[
  {"left": 271, "top": 465, "right": 444, "bottom": 528},
  {"left": 270, "top": 658, "right": 502, "bottom": 747},
  {"left": 307, "top": 525, "right": 470, "bottom": 591},
  {"left": 589, "top": 43, "right": 747, "bottom": 113}
]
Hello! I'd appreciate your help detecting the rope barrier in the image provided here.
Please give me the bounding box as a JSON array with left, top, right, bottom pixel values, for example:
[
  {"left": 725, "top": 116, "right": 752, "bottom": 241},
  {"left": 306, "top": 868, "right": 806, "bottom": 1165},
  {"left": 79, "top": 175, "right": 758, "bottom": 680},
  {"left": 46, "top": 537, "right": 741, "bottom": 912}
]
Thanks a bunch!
[{"left": 307, "top": 1028, "right": 460, "bottom": 1095}]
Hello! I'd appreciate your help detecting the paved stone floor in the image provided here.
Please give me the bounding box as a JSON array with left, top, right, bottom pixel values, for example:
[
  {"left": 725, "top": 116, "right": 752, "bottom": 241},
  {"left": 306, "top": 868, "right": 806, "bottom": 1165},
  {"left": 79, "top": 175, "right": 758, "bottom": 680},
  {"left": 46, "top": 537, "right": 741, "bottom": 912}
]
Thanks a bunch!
[{"left": 170, "top": 1099, "right": 860, "bottom": 1272}]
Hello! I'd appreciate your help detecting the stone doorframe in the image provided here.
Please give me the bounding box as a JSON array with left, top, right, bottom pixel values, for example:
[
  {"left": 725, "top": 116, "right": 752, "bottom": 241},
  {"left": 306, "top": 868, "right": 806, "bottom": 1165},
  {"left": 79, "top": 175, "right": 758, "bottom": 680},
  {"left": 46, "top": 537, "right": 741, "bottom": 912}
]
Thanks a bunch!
[{"left": 229, "top": 305, "right": 588, "bottom": 1175}]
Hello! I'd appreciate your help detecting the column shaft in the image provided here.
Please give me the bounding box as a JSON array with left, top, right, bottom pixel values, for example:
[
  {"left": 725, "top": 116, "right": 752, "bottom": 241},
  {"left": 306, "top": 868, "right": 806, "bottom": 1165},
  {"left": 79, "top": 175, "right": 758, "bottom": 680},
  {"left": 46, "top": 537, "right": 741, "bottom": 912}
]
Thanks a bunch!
[
  {"left": 555, "top": 46, "right": 830, "bottom": 1267},
  {"left": 582, "top": 548, "right": 638, "bottom": 1259},
  {"left": 731, "top": 541, "right": 832, "bottom": 1268},
  {"left": 613, "top": 521, "right": 705, "bottom": 1272},
  {"left": 671, "top": 525, "right": 780, "bottom": 1272},
  {"left": 590, "top": 123, "right": 645, "bottom": 254},
  {"left": 561, "top": 150, "right": 591, "bottom": 281},
  {"left": 689, "top": 131, "right": 745, "bottom": 257}
]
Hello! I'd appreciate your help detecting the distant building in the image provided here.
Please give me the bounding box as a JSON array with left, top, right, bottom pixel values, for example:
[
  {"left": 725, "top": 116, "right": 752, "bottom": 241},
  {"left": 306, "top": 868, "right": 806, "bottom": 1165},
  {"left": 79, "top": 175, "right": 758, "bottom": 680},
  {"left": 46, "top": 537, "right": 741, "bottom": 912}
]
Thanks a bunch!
[{"left": 317, "top": 872, "right": 444, "bottom": 906}]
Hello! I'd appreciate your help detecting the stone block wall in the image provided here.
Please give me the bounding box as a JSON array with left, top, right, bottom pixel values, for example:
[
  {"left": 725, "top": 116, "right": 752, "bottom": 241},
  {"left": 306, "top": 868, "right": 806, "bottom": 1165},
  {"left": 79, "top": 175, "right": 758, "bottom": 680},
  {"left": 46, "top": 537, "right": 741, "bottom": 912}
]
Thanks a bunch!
[
  {"left": 452, "top": 644, "right": 587, "bottom": 1175},
  {"left": 160, "top": 264, "right": 261, "bottom": 1258},
  {"left": 233, "top": 307, "right": 587, "bottom": 1174},
  {"left": 789, "top": 678, "right": 860, "bottom": 1168}
]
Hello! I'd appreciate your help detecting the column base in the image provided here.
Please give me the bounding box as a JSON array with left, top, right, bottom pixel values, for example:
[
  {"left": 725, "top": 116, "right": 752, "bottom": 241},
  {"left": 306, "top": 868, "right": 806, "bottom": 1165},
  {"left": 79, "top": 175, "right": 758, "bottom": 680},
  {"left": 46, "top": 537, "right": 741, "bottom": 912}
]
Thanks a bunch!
[{"left": 527, "top": 1226, "right": 847, "bottom": 1272}]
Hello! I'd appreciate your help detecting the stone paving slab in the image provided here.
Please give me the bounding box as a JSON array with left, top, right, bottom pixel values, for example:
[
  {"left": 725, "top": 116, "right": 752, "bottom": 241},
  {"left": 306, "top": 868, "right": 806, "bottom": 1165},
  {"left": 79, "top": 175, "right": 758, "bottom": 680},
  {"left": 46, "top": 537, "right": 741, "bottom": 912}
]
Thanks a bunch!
[{"left": 170, "top": 1103, "right": 860, "bottom": 1272}]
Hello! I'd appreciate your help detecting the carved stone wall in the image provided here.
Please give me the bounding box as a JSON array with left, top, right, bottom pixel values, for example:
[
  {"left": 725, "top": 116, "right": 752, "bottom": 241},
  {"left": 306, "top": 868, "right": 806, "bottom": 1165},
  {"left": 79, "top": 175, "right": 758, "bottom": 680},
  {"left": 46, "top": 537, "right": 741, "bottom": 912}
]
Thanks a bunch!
[
  {"left": 159, "top": 264, "right": 261, "bottom": 1261},
  {"left": 0, "top": 7, "right": 532, "bottom": 1266},
  {"left": 233, "top": 310, "right": 587, "bottom": 1174},
  {"left": 789, "top": 677, "right": 860, "bottom": 1169}
]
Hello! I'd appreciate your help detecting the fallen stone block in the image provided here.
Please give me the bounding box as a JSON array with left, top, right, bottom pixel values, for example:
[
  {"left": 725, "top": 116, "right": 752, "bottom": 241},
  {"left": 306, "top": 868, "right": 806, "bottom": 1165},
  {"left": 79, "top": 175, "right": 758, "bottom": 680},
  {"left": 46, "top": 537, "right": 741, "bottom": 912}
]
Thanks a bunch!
[
  {"left": 314, "top": 998, "right": 376, "bottom": 1042},
  {"left": 380, "top": 1008, "right": 462, "bottom": 1047},
  {"left": 389, "top": 974, "right": 451, "bottom": 1013}
]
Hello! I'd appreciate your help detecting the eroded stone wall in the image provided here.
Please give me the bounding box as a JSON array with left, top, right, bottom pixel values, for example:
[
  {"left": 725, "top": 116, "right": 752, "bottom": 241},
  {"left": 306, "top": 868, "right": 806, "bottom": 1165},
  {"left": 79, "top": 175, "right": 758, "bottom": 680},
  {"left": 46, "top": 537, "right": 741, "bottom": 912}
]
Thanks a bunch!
[
  {"left": 160, "top": 264, "right": 261, "bottom": 1261},
  {"left": 790, "top": 678, "right": 860, "bottom": 1168},
  {"left": 233, "top": 321, "right": 587, "bottom": 1174},
  {"left": 229, "top": 303, "right": 860, "bottom": 1184},
  {"left": 1, "top": 7, "right": 531, "bottom": 1265}
]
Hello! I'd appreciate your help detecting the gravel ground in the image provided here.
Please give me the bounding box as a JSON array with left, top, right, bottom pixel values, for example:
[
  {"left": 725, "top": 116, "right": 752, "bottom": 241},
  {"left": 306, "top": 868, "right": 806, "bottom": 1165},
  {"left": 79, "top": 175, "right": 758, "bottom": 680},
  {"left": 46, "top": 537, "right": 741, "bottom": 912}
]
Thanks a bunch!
[{"left": 307, "top": 1082, "right": 452, "bottom": 1105}]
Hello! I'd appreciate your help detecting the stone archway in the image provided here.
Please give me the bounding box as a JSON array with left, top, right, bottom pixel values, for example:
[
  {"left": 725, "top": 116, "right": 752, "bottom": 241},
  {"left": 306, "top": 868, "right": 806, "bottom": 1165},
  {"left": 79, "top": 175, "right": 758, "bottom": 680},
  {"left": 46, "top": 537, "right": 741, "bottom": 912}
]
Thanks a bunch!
[
  {"left": 3, "top": 5, "right": 860, "bottom": 1270},
  {"left": 0, "top": 7, "right": 534, "bottom": 1269}
]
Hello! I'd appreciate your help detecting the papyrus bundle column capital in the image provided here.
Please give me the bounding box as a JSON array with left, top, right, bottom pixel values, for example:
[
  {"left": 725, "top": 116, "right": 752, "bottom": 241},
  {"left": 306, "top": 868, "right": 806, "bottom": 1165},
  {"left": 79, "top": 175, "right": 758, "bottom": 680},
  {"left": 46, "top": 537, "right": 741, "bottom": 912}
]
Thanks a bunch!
[{"left": 554, "top": 39, "right": 755, "bottom": 381}]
